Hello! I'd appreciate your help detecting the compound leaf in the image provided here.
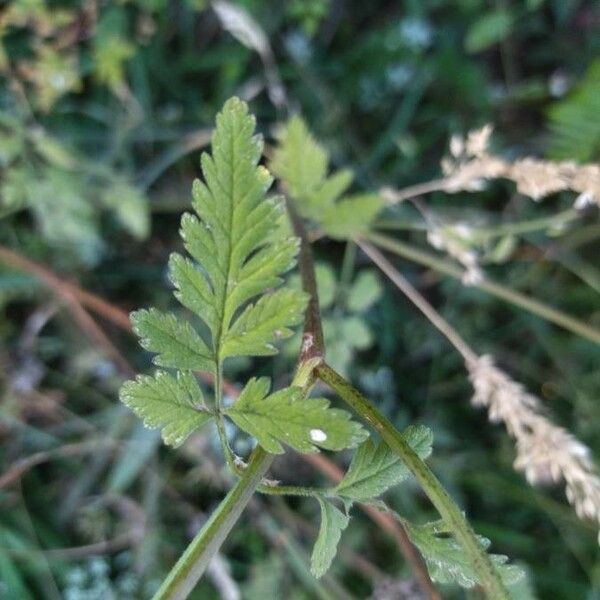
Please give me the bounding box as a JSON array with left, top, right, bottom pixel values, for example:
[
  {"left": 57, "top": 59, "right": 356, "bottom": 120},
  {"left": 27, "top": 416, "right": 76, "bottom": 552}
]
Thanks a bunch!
[
  {"left": 272, "top": 115, "right": 383, "bottom": 238},
  {"left": 170, "top": 97, "right": 307, "bottom": 366},
  {"left": 310, "top": 498, "right": 350, "bottom": 578},
  {"left": 129, "top": 98, "right": 307, "bottom": 378},
  {"left": 224, "top": 377, "right": 367, "bottom": 454},
  {"left": 120, "top": 370, "right": 213, "bottom": 447},
  {"left": 271, "top": 115, "right": 327, "bottom": 201},
  {"left": 334, "top": 425, "right": 433, "bottom": 502}
]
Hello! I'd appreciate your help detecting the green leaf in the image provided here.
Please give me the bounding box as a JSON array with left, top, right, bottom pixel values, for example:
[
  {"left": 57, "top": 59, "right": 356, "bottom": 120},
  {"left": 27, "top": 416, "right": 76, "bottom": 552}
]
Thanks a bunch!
[
  {"left": 224, "top": 377, "right": 367, "bottom": 454},
  {"left": 334, "top": 425, "right": 433, "bottom": 502},
  {"left": 222, "top": 288, "right": 307, "bottom": 358},
  {"left": 271, "top": 115, "right": 328, "bottom": 201},
  {"left": 320, "top": 193, "right": 384, "bottom": 239},
  {"left": 271, "top": 115, "right": 382, "bottom": 237},
  {"left": 505, "top": 568, "right": 537, "bottom": 600},
  {"left": 321, "top": 318, "right": 369, "bottom": 376},
  {"left": 405, "top": 520, "right": 525, "bottom": 589},
  {"left": 123, "top": 98, "right": 311, "bottom": 452},
  {"left": 310, "top": 498, "right": 350, "bottom": 578},
  {"left": 132, "top": 98, "right": 306, "bottom": 380},
  {"left": 93, "top": 35, "right": 135, "bottom": 90},
  {"left": 130, "top": 308, "right": 213, "bottom": 372},
  {"left": 465, "top": 10, "right": 514, "bottom": 54},
  {"left": 309, "top": 169, "right": 353, "bottom": 213},
  {"left": 120, "top": 370, "right": 213, "bottom": 447},
  {"left": 341, "top": 315, "right": 373, "bottom": 350},
  {"left": 348, "top": 271, "right": 382, "bottom": 312},
  {"left": 168, "top": 253, "right": 219, "bottom": 336},
  {"left": 173, "top": 97, "right": 307, "bottom": 365}
]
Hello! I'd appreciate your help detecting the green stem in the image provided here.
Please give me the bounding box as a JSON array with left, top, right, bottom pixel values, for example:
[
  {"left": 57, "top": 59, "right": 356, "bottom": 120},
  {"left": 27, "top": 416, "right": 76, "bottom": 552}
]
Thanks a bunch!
[
  {"left": 152, "top": 446, "right": 273, "bottom": 600},
  {"left": 257, "top": 483, "right": 326, "bottom": 498},
  {"left": 368, "top": 232, "right": 600, "bottom": 345},
  {"left": 376, "top": 208, "right": 580, "bottom": 239},
  {"left": 471, "top": 208, "right": 580, "bottom": 239},
  {"left": 215, "top": 413, "right": 239, "bottom": 473},
  {"left": 155, "top": 352, "right": 324, "bottom": 599},
  {"left": 316, "top": 363, "right": 511, "bottom": 600},
  {"left": 214, "top": 361, "right": 239, "bottom": 473}
]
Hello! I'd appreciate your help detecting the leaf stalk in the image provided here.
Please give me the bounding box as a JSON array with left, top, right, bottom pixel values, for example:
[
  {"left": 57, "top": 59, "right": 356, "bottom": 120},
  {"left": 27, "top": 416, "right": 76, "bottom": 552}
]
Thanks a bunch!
[{"left": 152, "top": 446, "right": 273, "bottom": 600}]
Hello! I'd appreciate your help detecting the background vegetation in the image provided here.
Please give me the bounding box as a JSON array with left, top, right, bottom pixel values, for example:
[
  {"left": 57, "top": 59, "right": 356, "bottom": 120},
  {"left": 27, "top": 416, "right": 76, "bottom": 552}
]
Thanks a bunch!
[{"left": 0, "top": 1, "right": 598, "bottom": 598}]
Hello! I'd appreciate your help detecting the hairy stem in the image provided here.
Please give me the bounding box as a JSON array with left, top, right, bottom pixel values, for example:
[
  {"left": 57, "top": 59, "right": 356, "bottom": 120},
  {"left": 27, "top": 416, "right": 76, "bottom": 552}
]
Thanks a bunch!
[
  {"left": 152, "top": 446, "right": 273, "bottom": 600},
  {"left": 316, "top": 362, "right": 511, "bottom": 600},
  {"left": 368, "top": 232, "right": 600, "bottom": 345}
]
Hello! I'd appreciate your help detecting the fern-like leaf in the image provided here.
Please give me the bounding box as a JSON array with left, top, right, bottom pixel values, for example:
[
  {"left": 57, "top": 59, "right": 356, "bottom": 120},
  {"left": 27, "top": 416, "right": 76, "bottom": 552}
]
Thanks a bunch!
[
  {"left": 123, "top": 98, "right": 365, "bottom": 456},
  {"left": 224, "top": 377, "right": 368, "bottom": 454},
  {"left": 270, "top": 115, "right": 329, "bottom": 201},
  {"left": 310, "top": 498, "right": 350, "bottom": 578},
  {"left": 271, "top": 116, "right": 382, "bottom": 239},
  {"left": 405, "top": 520, "right": 524, "bottom": 589},
  {"left": 169, "top": 97, "right": 307, "bottom": 365},
  {"left": 120, "top": 370, "right": 212, "bottom": 447},
  {"left": 132, "top": 98, "right": 307, "bottom": 378},
  {"left": 334, "top": 425, "right": 433, "bottom": 503}
]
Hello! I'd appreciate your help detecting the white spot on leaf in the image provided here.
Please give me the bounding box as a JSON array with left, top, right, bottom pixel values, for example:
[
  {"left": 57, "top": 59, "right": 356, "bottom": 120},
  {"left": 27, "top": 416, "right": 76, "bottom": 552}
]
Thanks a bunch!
[{"left": 310, "top": 428, "right": 327, "bottom": 443}]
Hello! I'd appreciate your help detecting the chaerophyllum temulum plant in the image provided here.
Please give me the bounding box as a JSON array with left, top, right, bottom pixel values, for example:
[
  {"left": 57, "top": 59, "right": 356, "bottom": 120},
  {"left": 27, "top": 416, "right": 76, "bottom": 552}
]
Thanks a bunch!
[{"left": 120, "top": 98, "right": 525, "bottom": 600}]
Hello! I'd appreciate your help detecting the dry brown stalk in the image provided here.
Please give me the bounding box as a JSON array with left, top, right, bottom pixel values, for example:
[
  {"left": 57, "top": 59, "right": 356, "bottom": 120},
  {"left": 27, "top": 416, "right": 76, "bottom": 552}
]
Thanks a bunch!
[{"left": 384, "top": 124, "right": 600, "bottom": 208}]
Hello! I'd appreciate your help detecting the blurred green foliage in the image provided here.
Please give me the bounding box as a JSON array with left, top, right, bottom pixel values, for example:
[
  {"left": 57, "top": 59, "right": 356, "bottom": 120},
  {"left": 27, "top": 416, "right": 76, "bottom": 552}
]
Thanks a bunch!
[{"left": 0, "top": 0, "right": 598, "bottom": 599}]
